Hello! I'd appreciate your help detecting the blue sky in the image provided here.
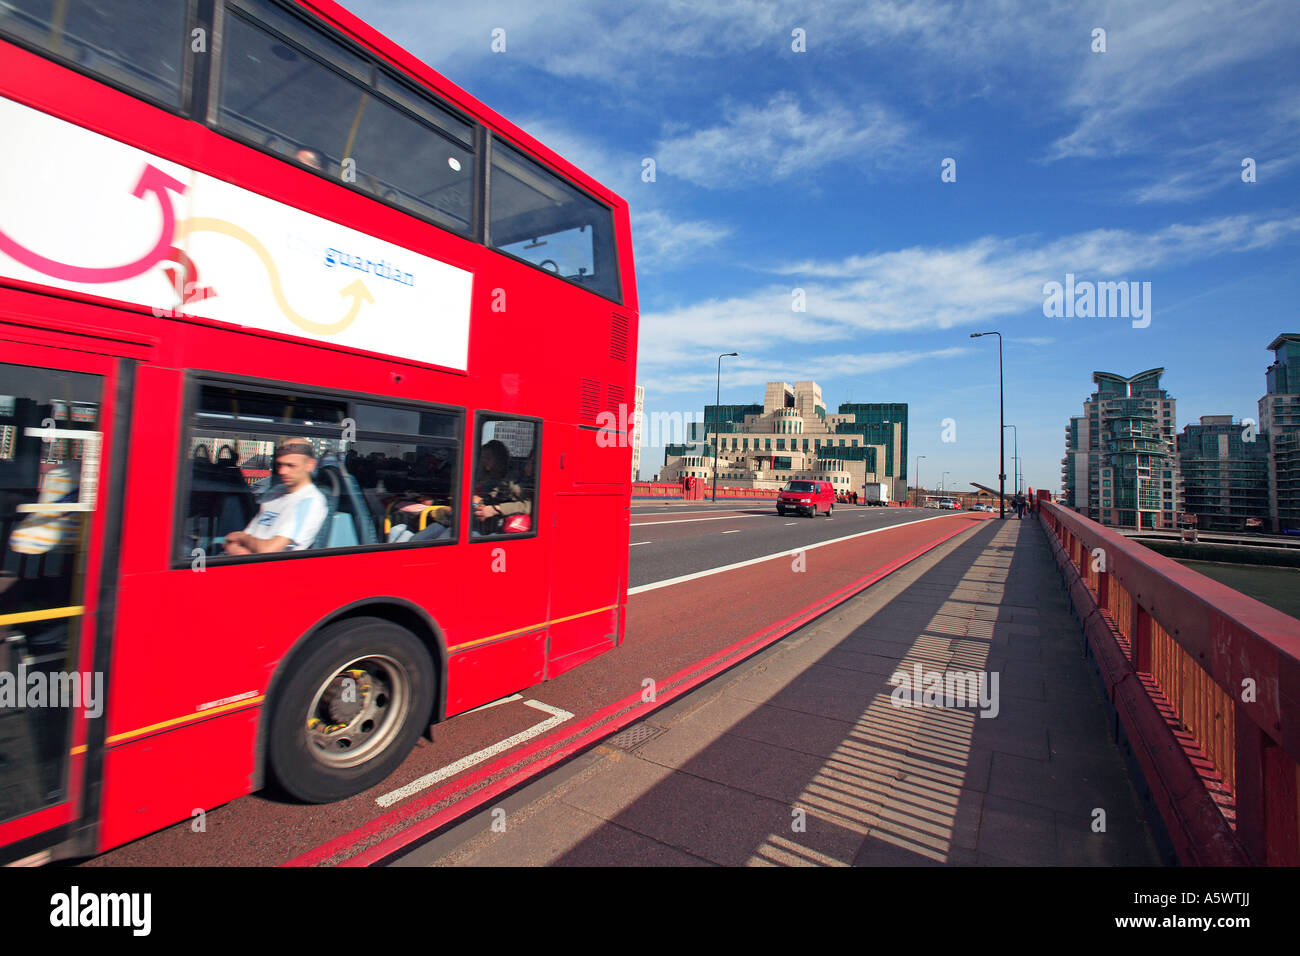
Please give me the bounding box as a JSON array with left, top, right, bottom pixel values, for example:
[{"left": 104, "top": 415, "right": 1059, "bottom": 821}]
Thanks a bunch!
[{"left": 341, "top": 0, "right": 1300, "bottom": 491}]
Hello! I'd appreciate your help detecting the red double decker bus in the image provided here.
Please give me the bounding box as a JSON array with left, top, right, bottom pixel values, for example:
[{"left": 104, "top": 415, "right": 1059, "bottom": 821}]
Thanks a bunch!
[{"left": 0, "top": 0, "right": 637, "bottom": 863}]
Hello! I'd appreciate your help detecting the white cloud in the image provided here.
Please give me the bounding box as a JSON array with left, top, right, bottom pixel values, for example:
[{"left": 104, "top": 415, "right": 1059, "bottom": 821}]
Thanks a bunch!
[
  {"left": 654, "top": 92, "right": 918, "bottom": 188},
  {"left": 637, "top": 347, "right": 970, "bottom": 395},
  {"left": 632, "top": 209, "right": 732, "bottom": 270},
  {"left": 1046, "top": 1, "right": 1298, "bottom": 160},
  {"left": 637, "top": 212, "right": 1300, "bottom": 390}
]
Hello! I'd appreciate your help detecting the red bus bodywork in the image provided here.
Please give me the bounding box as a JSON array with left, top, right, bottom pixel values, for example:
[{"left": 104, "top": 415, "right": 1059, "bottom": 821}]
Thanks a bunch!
[{"left": 0, "top": 0, "right": 637, "bottom": 861}]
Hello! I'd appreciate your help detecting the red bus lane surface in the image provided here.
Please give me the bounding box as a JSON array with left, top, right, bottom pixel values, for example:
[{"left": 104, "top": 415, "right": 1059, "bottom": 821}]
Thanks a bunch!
[{"left": 83, "top": 511, "right": 986, "bottom": 866}]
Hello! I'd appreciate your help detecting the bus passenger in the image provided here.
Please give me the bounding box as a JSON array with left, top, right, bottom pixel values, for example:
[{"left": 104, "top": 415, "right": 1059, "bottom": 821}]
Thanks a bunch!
[
  {"left": 472, "top": 439, "right": 530, "bottom": 535},
  {"left": 224, "top": 439, "right": 328, "bottom": 555}
]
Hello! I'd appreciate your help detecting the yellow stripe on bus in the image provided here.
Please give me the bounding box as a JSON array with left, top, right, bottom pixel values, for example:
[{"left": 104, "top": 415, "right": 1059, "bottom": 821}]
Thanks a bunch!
[
  {"left": 448, "top": 604, "right": 618, "bottom": 652},
  {"left": 0, "top": 605, "right": 83, "bottom": 626},
  {"left": 106, "top": 696, "right": 265, "bottom": 746},
  {"left": 103, "top": 605, "right": 620, "bottom": 743}
]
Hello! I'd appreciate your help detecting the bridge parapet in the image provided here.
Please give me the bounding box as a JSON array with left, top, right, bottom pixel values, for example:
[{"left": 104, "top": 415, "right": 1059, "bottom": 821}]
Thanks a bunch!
[{"left": 1040, "top": 500, "right": 1300, "bottom": 865}]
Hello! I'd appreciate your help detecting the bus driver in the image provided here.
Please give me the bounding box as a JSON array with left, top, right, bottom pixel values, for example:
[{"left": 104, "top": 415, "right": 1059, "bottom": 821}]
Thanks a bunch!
[{"left": 224, "top": 438, "right": 328, "bottom": 555}]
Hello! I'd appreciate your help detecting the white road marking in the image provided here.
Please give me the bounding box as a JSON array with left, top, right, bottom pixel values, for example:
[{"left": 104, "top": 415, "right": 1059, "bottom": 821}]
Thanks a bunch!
[
  {"left": 785, "top": 522, "right": 798, "bottom": 526},
  {"left": 630, "top": 508, "right": 761, "bottom": 516},
  {"left": 630, "top": 541, "right": 651, "bottom": 546},
  {"left": 632, "top": 513, "right": 768, "bottom": 527},
  {"left": 721, "top": 529, "right": 741, "bottom": 534},
  {"left": 375, "top": 699, "right": 574, "bottom": 807},
  {"left": 464, "top": 693, "right": 522, "bottom": 714},
  {"left": 628, "top": 513, "right": 961, "bottom": 596}
]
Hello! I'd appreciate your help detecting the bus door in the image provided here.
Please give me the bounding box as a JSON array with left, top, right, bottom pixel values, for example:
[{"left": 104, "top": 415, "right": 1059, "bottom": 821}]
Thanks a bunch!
[
  {"left": 547, "top": 423, "right": 625, "bottom": 676},
  {"left": 0, "top": 341, "right": 125, "bottom": 863}
]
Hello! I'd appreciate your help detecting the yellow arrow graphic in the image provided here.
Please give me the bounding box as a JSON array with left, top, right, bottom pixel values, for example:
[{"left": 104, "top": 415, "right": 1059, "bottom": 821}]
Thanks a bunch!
[{"left": 174, "top": 217, "right": 374, "bottom": 335}]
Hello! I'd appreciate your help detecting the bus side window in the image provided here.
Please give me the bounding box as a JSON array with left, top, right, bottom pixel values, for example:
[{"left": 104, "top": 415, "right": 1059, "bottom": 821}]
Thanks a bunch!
[
  {"left": 179, "top": 384, "right": 462, "bottom": 561},
  {"left": 471, "top": 418, "right": 538, "bottom": 538}
]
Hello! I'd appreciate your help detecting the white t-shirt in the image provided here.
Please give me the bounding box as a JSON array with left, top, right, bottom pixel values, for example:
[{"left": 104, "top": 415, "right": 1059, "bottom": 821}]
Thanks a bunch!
[{"left": 244, "top": 483, "right": 328, "bottom": 551}]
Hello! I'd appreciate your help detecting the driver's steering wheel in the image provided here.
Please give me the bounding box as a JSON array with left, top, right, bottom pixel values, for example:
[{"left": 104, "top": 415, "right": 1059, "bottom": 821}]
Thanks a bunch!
[{"left": 539, "top": 259, "right": 560, "bottom": 274}]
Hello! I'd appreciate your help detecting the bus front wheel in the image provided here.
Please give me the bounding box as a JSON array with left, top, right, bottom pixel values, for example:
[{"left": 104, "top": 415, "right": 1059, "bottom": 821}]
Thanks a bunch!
[{"left": 267, "top": 616, "right": 435, "bottom": 804}]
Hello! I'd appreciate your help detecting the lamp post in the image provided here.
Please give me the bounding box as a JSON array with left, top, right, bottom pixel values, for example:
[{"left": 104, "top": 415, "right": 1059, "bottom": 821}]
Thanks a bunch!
[
  {"left": 971, "top": 332, "right": 1005, "bottom": 518},
  {"left": 712, "top": 352, "right": 738, "bottom": 502},
  {"left": 1004, "top": 424, "right": 1018, "bottom": 495},
  {"left": 915, "top": 454, "right": 926, "bottom": 507}
]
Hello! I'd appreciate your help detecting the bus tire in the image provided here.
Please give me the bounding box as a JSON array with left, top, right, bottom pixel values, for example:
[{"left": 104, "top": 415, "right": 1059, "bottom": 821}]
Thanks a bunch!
[{"left": 267, "top": 616, "right": 435, "bottom": 804}]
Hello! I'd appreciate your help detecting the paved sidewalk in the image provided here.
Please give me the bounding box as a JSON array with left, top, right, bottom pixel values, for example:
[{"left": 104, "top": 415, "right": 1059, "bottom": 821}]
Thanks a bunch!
[{"left": 397, "top": 517, "right": 1163, "bottom": 867}]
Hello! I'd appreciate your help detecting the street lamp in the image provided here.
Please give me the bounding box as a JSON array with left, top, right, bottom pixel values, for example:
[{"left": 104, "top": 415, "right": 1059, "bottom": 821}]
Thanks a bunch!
[
  {"left": 1004, "top": 424, "right": 1018, "bottom": 496},
  {"left": 914, "top": 454, "right": 926, "bottom": 507},
  {"left": 970, "top": 331, "right": 1005, "bottom": 518},
  {"left": 711, "top": 352, "right": 739, "bottom": 502}
]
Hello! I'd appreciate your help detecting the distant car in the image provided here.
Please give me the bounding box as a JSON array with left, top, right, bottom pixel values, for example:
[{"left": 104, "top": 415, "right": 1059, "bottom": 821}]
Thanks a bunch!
[
  {"left": 777, "top": 480, "right": 836, "bottom": 518},
  {"left": 939, "top": 498, "right": 956, "bottom": 510}
]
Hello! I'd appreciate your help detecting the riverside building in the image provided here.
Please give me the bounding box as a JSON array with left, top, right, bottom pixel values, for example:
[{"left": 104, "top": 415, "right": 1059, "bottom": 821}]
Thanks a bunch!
[
  {"left": 1177, "top": 416, "right": 1269, "bottom": 532},
  {"left": 661, "top": 381, "right": 907, "bottom": 500},
  {"left": 1260, "top": 333, "right": 1300, "bottom": 532},
  {"left": 1061, "top": 369, "right": 1181, "bottom": 529}
]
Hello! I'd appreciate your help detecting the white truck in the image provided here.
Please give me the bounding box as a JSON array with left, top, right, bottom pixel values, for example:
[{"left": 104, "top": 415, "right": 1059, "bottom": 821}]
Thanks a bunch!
[{"left": 862, "top": 482, "right": 890, "bottom": 506}]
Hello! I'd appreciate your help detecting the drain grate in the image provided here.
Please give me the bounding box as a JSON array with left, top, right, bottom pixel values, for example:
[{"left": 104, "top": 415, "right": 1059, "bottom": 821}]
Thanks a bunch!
[{"left": 604, "top": 723, "right": 664, "bottom": 751}]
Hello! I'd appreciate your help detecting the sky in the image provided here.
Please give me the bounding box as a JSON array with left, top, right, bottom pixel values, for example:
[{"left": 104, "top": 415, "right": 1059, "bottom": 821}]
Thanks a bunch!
[{"left": 340, "top": 0, "right": 1300, "bottom": 492}]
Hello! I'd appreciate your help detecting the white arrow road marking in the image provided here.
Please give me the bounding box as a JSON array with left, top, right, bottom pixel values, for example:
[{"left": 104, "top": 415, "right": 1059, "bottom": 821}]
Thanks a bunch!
[{"left": 375, "top": 699, "right": 574, "bottom": 807}]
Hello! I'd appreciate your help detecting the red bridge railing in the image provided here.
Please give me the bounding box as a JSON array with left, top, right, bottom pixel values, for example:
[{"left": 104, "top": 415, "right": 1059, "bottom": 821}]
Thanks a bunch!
[
  {"left": 630, "top": 482, "right": 782, "bottom": 500},
  {"left": 715, "top": 487, "right": 780, "bottom": 499},
  {"left": 1039, "top": 500, "right": 1300, "bottom": 865},
  {"left": 630, "top": 482, "right": 684, "bottom": 497}
]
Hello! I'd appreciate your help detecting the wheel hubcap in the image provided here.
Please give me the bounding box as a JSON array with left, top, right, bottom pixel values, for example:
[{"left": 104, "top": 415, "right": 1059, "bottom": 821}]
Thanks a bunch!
[{"left": 305, "top": 655, "right": 412, "bottom": 769}]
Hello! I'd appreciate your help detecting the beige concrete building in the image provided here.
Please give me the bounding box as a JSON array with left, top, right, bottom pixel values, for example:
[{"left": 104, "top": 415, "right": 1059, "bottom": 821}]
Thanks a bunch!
[{"left": 661, "top": 381, "right": 907, "bottom": 500}]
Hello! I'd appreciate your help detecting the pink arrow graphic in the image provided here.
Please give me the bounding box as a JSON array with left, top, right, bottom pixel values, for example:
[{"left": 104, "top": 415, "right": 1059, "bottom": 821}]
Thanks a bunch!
[{"left": 0, "top": 163, "right": 187, "bottom": 284}]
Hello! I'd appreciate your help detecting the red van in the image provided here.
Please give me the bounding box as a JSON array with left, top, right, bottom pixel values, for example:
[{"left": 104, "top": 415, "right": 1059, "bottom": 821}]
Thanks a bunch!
[{"left": 776, "top": 480, "right": 836, "bottom": 518}]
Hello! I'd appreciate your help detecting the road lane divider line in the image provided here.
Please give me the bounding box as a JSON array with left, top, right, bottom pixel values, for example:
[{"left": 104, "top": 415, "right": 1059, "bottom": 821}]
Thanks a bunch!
[
  {"left": 631, "top": 513, "right": 767, "bottom": 527},
  {"left": 629, "top": 512, "right": 964, "bottom": 595},
  {"left": 284, "top": 515, "right": 985, "bottom": 868},
  {"left": 630, "top": 541, "right": 651, "bottom": 546},
  {"left": 630, "top": 507, "right": 766, "bottom": 516},
  {"left": 374, "top": 700, "right": 573, "bottom": 808}
]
